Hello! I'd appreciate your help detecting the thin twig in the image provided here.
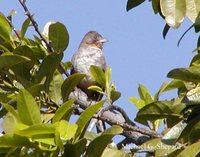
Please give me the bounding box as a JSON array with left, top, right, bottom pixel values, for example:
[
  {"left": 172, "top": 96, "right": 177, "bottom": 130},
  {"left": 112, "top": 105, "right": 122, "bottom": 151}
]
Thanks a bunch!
[{"left": 18, "top": 0, "right": 69, "bottom": 77}]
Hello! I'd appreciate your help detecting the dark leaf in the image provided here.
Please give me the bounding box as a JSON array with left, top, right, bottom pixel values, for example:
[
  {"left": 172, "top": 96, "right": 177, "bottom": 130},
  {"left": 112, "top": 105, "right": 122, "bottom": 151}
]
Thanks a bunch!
[
  {"left": 110, "top": 90, "right": 121, "bottom": 103},
  {"left": 126, "top": 0, "right": 145, "bottom": 11},
  {"left": 20, "top": 18, "right": 30, "bottom": 39},
  {"left": 167, "top": 65, "right": 200, "bottom": 83},
  {"left": 61, "top": 73, "right": 85, "bottom": 101},
  {"left": 64, "top": 138, "right": 87, "bottom": 157},
  {"left": 152, "top": 0, "right": 160, "bottom": 14},
  {"left": 163, "top": 23, "right": 170, "bottom": 39},
  {"left": 49, "top": 22, "right": 69, "bottom": 52},
  {"left": 0, "top": 54, "right": 31, "bottom": 71},
  {"left": 34, "top": 53, "right": 63, "bottom": 91},
  {"left": 135, "top": 101, "right": 184, "bottom": 125}
]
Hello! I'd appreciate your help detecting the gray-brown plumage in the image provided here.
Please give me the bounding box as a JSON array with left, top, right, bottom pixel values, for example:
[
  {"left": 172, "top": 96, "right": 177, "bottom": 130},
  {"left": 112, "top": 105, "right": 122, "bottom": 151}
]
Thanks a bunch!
[{"left": 71, "top": 31, "right": 107, "bottom": 100}]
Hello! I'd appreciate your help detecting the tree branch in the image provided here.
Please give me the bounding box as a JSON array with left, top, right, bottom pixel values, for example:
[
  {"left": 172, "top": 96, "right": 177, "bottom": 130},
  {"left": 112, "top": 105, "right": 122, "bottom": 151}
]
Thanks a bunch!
[
  {"left": 18, "top": 0, "right": 69, "bottom": 77},
  {"left": 69, "top": 87, "right": 161, "bottom": 146}
]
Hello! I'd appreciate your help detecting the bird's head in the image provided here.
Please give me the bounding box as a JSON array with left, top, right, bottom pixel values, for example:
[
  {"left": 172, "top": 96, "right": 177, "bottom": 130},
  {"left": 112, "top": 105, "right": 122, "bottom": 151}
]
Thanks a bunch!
[{"left": 80, "top": 31, "right": 108, "bottom": 49}]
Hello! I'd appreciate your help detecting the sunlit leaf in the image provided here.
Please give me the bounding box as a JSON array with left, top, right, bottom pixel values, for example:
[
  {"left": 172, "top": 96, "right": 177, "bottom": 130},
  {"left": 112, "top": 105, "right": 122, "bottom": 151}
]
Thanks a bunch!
[
  {"left": 85, "top": 126, "right": 123, "bottom": 157},
  {"left": 75, "top": 100, "right": 105, "bottom": 139},
  {"left": 0, "top": 13, "right": 12, "bottom": 41},
  {"left": 162, "top": 120, "right": 187, "bottom": 145},
  {"left": 128, "top": 97, "right": 145, "bottom": 109},
  {"left": 57, "top": 120, "right": 78, "bottom": 140},
  {"left": 90, "top": 65, "right": 106, "bottom": 88},
  {"left": 52, "top": 99, "right": 75, "bottom": 123},
  {"left": 88, "top": 85, "right": 104, "bottom": 94},
  {"left": 138, "top": 84, "right": 154, "bottom": 104},
  {"left": 186, "top": 0, "right": 200, "bottom": 23},
  {"left": 176, "top": 141, "right": 200, "bottom": 157},
  {"left": 17, "top": 89, "right": 41, "bottom": 125},
  {"left": 160, "top": 0, "right": 186, "bottom": 28},
  {"left": 15, "top": 123, "right": 56, "bottom": 137},
  {"left": 49, "top": 70, "right": 64, "bottom": 104}
]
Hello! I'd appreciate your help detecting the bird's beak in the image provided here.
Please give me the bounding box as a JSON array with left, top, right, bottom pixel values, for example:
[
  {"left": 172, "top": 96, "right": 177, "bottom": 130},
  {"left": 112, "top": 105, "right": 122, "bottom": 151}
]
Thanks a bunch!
[{"left": 99, "top": 38, "right": 108, "bottom": 43}]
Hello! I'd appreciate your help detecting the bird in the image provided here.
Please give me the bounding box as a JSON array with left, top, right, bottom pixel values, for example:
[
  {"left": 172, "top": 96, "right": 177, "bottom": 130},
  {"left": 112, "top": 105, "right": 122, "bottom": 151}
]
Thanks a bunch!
[{"left": 71, "top": 31, "right": 107, "bottom": 100}]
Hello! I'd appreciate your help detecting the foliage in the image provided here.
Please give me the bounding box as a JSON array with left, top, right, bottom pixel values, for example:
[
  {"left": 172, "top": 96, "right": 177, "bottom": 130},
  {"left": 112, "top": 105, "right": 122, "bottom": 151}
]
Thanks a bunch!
[
  {"left": 0, "top": 11, "right": 123, "bottom": 157},
  {"left": 0, "top": 0, "right": 200, "bottom": 157},
  {"left": 127, "top": 0, "right": 200, "bottom": 156}
]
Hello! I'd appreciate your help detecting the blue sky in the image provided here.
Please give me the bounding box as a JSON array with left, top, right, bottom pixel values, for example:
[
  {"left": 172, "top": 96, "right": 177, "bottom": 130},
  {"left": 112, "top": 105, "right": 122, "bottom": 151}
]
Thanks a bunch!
[{"left": 1, "top": 0, "right": 198, "bottom": 120}]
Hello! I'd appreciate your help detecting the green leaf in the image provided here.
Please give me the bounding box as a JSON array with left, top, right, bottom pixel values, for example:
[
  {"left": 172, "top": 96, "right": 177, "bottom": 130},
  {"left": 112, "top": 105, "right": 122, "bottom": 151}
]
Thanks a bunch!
[
  {"left": 138, "top": 84, "right": 153, "bottom": 104},
  {"left": 88, "top": 85, "right": 104, "bottom": 94},
  {"left": 152, "top": 0, "right": 160, "bottom": 14},
  {"left": 75, "top": 100, "right": 105, "bottom": 139},
  {"left": 49, "top": 70, "right": 64, "bottom": 104},
  {"left": 105, "top": 68, "right": 111, "bottom": 88},
  {"left": 0, "top": 13, "right": 12, "bottom": 41},
  {"left": 102, "top": 148, "right": 131, "bottom": 157},
  {"left": 155, "top": 80, "right": 184, "bottom": 99},
  {"left": 140, "top": 138, "right": 178, "bottom": 157},
  {"left": 12, "top": 45, "right": 36, "bottom": 87},
  {"left": 162, "top": 120, "right": 187, "bottom": 145},
  {"left": 61, "top": 73, "right": 85, "bottom": 101},
  {"left": 160, "top": 0, "right": 186, "bottom": 28},
  {"left": 32, "top": 134, "right": 55, "bottom": 146},
  {"left": 17, "top": 89, "right": 41, "bottom": 125},
  {"left": 0, "top": 134, "right": 30, "bottom": 147},
  {"left": 57, "top": 120, "right": 78, "bottom": 141},
  {"left": 126, "top": 0, "right": 145, "bottom": 11},
  {"left": 90, "top": 65, "right": 106, "bottom": 88},
  {"left": 1, "top": 103, "right": 20, "bottom": 121},
  {"left": 0, "top": 55, "right": 30, "bottom": 70},
  {"left": 176, "top": 141, "right": 200, "bottom": 157},
  {"left": 167, "top": 65, "right": 200, "bottom": 83},
  {"left": 128, "top": 97, "right": 145, "bottom": 109},
  {"left": 15, "top": 123, "right": 56, "bottom": 137},
  {"left": 186, "top": 86, "right": 200, "bottom": 102},
  {"left": 2, "top": 113, "right": 18, "bottom": 133},
  {"left": 35, "top": 53, "right": 63, "bottom": 90},
  {"left": 135, "top": 101, "right": 184, "bottom": 125},
  {"left": 49, "top": 22, "right": 69, "bottom": 52},
  {"left": 52, "top": 99, "right": 75, "bottom": 123},
  {"left": 110, "top": 90, "right": 121, "bottom": 103},
  {"left": 85, "top": 126, "right": 123, "bottom": 157},
  {"left": 64, "top": 138, "right": 87, "bottom": 157},
  {"left": 20, "top": 18, "right": 30, "bottom": 39},
  {"left": 186, "top": 0, "right": 200, "bottom": 23}
]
